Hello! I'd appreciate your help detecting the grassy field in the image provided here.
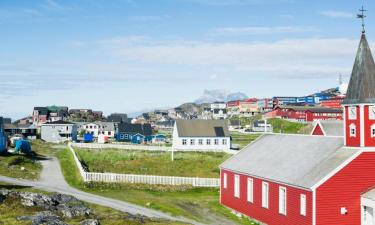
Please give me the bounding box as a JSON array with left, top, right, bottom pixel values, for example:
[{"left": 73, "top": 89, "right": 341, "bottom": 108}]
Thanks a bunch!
[
  {"left": 267, "top": 118, "right": 309, "bottom": 134},
  {"left": 0, "top": 153, "right": 42, "bottom": 180},
  {"left": 0, "top": 182, "right": 185, "bottom": 225},
  {"left": 75, "top": 149, "right": 230, "bottom": 178},
  {"left": 230, "top": 133, "right": 261, "bottom": 149},
  {"left": 57, "top": 148, "right": 258, "bottom": 224}
]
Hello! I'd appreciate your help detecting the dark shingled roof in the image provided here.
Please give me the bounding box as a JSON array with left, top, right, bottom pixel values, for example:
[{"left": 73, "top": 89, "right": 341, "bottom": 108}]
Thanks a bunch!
[
  {"left": 343, "top": 33, "right": 375, "bottom": 104},
  {"left": 175, "top": 119, "right": 230, "bottom": 137},
  {"left": 118, "top": 123, "right": 153, "bottom": 136},
  {"left": 44, "top": 120, "right": 75, "bottom": 125}
]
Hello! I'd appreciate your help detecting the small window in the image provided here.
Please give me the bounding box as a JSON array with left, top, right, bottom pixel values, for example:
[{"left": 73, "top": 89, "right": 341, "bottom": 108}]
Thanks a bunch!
[
  {"left": 223, "top": 173, "right": 227, "bottom": 189},
  {"left": 300, "top": 194, "right": 306, "bottom": 216},
  {"left": 371, "top": 124, "right": 375, "bottom": 138},
  {"left": 279, "top": 187, "right": 287, "bottom": 215},
  {"left": 182, "top": 139, "right": 187, "bottom": 145},
  {"left": 222, "top": 139, "right": 227, "bottom": 145},
  {"left": 190, "top": 139, "right": 195, "bottom": 145},
  {"left": 206, "top": 139, "right": 211, "bottom": 145},
  {"left": 234, "top": 174, "right": 240, "bottom": 198},
  {"left": 198, "top": 139, "right": 203, "bottom": 145},
  {"left": 247, "top": 178, "right": 253, "bottom": 203},
  {"left": 350, "top": 123, "right": 356, "bottom": 137},
  {"left": 262, "top": 182, "right": 269, "bottom": 209},
  {"left": 348, "top": 106, "right": 357, "bottom": 120},
  {"left": 214, "top": 139, "right": 219, "bottom": 145}
]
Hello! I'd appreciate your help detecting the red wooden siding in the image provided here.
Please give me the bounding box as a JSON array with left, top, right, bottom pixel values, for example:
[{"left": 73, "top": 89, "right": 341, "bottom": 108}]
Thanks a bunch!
[
  {"left": 312, "top": 124, "right": 324, "bottom": 136},
  {"left": 364, "top": 106, "right": 375, "bottom": 146},
  {"left": 345, "top": 106, "right": 361, "bottom": 147},
  {"left": 220, "top": 170, "right": 312, "bottom": 225},
  {"left": 316, "top": 152, "right": 375, "bottom": 225}
]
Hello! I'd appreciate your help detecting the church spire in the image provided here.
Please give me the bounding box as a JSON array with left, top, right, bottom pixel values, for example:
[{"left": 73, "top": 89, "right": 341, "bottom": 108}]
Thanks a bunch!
[{"left": 342, "top": 32, "right": 375, "bottom": 105}]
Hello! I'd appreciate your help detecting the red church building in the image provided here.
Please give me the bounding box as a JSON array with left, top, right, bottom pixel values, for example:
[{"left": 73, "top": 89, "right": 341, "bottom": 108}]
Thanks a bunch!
[{"left": 220, "top": 32, "right": 375, "bottom": 225}]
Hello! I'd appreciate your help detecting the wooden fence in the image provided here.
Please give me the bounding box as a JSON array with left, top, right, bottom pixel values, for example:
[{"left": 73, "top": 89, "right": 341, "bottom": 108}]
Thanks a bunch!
[{"left": 68, "top": 143, "right": 220, "bottom": 187}]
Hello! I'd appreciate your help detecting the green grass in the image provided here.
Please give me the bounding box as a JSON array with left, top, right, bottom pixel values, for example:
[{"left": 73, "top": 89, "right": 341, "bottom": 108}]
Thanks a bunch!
[
  {"left": 0, "top": 182, "right": 185, "bottom": 225},
  {"left": 0, "top": 153, "right": 42, "bottom": 180},
  {"left": 230, "top": 133, "right": 261, "bottom": 149},
  {"left": 267, "top": 118, "right": 308, "bottom": 134},
  {"left": 57, "top": 148, "right": 257, "bottom": 224},
  {"left": 75, "top": 149, "right": 230, "bottom": 178}
]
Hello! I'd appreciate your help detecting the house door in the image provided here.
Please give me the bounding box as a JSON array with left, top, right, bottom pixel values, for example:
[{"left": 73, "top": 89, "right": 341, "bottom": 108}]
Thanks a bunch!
[{"left": 363, "top": 206, "right": 374, "bottom": 225}]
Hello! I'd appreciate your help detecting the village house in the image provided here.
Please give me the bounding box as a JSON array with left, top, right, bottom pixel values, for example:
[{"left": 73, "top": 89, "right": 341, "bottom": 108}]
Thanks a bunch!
[
  {"left": 172, "top": 119, "right": 230, "bottom": 151},
  {"left": 0, "top": 118, "right": 7, "bottom": 152},
  {"left": 116, "top": 123, "right": 153, "bottom": 144},
  {"left": 265, "top": 106, "right": 343, "bottom": 122},
  {"left": 41, "top": 120, "right": 77, "bottom": 143},
  {"left": 320, "top": 95, "right": 345, "bottom": 109},
  {"left": 4, "top": 123, "right": 37, "bottom": 139},
  {"left": 80, "top": 122, "right": 115, "bottom": 139},
  {"left": 310, "top": 120, "right": 343, "bottom": 137},
  {"left": 220, "top": 31, "right": 375, "bottom": 225}
]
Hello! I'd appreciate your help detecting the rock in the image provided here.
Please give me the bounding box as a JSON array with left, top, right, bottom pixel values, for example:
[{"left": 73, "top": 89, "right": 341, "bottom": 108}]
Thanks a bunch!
[
  {"left": 57, "top": 204, "right": 91, "bottom": 218},
  {"left": 19, "top": 192, "right": 57, "bottom": 208},
  {"left": 51, "top": 193, "right": 80, "bottom": 205},
  {"left": 20, "top": 166, "right": 25, "bottom": 171},
  {"left": 17, "top": 211, "right": 68, "bottom": 225},
  {"left": 80, "top": 219, "right": 100, "bottom": 225}
]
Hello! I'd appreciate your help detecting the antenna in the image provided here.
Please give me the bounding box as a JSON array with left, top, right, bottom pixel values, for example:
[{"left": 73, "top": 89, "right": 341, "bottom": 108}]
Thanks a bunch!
[{"left": 357, "top": 6, "right": 367, "bottom": 33}]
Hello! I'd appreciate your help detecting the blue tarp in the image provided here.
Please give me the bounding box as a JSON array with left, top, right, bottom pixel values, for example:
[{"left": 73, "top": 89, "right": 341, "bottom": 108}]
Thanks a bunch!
[
  {"left": 15, "top": 140, "right": 31, "bottom": 154},
  {"left": 83, "top": 133, "right": 94, "bottom": 142}
]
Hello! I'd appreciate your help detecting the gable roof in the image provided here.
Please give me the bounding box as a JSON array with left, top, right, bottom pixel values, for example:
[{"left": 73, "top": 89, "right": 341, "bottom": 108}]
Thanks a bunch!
[
  {"left": 44, "top": 120, "right": 75, "bottom": 125},
  {"left": 175, "top": 119, "right": 230, "bottom": 137},
  {"left": 343, "top": 33, "right": 375, "bottom": 104},
  {"left": 220, "top": 134, "right": 358, "bottom": 189},
  {"left": 311, "top": 120, "right": 343, "bottom": 137},
  {"left": 278, "top": 106, "right": 342, "bottom": 113},
  {"left": 118, "top": 123, "right": 152, "bottom": 136}
]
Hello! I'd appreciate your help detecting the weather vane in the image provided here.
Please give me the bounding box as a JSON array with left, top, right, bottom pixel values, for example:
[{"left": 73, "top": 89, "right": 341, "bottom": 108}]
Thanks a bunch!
[{"left": 357, "top": 6, "right": 367, "bottom": 33}]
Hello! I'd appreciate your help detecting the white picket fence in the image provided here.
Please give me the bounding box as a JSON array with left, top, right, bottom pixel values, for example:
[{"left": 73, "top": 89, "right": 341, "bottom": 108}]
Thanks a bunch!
[{"left": 67, "top": 143, "right": 220, "bottom": 187}]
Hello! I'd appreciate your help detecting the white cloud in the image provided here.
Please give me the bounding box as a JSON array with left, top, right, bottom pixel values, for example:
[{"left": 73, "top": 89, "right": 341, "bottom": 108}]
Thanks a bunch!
[
  {"left": 319, "top": 10, "right": 354, "bottom": 18},
  {"left": 213, "top": 26, "right": 318, "bottom": 35},
  {"left": 99, "top": 36, "right": 365, "bottom": 79}
]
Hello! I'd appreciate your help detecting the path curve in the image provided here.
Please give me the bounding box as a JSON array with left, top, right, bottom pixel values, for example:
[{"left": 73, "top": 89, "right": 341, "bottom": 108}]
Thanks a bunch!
[{"left": 0, "top": 157, "right": 202, "bottom": 225}]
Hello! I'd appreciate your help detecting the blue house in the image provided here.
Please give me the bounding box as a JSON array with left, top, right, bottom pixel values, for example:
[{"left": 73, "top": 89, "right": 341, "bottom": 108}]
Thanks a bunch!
[
  {"left": 116, "top": 123, "right": 153, "bottom": 144},
  {"left": 0, "top": 117, "right": 7, "bottom": 153}
]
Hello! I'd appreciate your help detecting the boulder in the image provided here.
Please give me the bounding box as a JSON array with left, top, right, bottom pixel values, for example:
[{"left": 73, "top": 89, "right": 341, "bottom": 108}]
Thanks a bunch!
[
  {"left": 80, "top": 219, "right": 100, "bottom": 225},
  {"left": 57, "top": 204, "right": 91, "bottom": 218}
]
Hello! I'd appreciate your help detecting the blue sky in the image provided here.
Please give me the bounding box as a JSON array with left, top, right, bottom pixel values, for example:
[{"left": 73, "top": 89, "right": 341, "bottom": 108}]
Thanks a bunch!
[{"left": 0, "top": 0, "right": 373, "bottom": 118}]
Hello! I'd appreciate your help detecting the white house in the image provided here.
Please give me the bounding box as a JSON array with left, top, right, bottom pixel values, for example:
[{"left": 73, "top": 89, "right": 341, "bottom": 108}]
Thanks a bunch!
[
  {"left": 41, "top": 120, "right": 77, "bottom": 143},
  {"left": 80, "top": 122, "right": 115, "bottom": 138},
  {"left": 172, "top": 119, "right": 231, "bottom": 151}
]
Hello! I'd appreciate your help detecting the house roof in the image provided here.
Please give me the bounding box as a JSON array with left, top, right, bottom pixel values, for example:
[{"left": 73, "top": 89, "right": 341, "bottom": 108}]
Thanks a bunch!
[
  {"left": 343, "top": 33, "right": 375, "bottom": 104},
  {"left": 220, "top": 134, "right": 358, "bottom": 189},
  {"left": 34, "top": 107, "right": 49, "bottom": 115},
  {"left": 44, "top": 120, "right": 75, "bottom": 125},
  {"left": 313, "top": 120, "right": 343, "bottom": 137},
  {"left": 118, "top": 123, "right": 152, "bottom": 136},
  {"left": 175, "top": 119, "right": 230, "bottom": 137}
]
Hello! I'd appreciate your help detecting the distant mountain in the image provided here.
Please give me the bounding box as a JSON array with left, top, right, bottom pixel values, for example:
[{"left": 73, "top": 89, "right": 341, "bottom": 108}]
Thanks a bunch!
[{"left": 194, "top": 89, "right": 248, "bottom": 104}]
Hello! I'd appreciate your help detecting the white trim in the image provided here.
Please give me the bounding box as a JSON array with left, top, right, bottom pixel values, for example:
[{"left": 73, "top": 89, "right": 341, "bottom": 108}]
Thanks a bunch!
[
  {"left": 223, "top": 172, "right": 227, "bottom": 189},
  {"left": 311, "top": 150, "right": 362, "bottom": 190},
  {"left": 262, "top": 181, "right": 269, "bottom": 209},
  {"left": 310, "top": 121, "right": 327, "bottom": 136},
  {"left": 360, "top": 105, "right": 365, "bottom": 147},
  {"left": 234, "top": 174, "right": 240, "bottom": 198},
  {"left": 247, "top": 177, "right": 254, "bottom": 203},
  {"left": 300, "top": 193, "right": 307, "bottom": 216},
  {"left": 348, "top": 106, "right": 357, "bottom": 120},
  {"left": 371, "top": 124, "right": 375, "bottom": 138},
  {"left": 279, "top": 186, "right": 287, "bottom": 215},
  {"left": 349, "top": 123, "right": 357, "bottom": 137},
  {"left": 313, "top": 190, "right": 316, "bottom": 225},
  {"left": 370, "top": 105, "right": 375, "bottom": 120}
]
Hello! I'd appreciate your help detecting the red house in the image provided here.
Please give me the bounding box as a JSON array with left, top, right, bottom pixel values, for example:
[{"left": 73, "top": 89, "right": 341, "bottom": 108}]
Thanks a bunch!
[
  {"left": 320, "top": 95, "right": 345, "bottom": 109},
  {"left": 220, "top": 32, "right": 375, "bottom": 225},
  {"left": 265, "top": 106, "right": 343, "bottom": 122}
]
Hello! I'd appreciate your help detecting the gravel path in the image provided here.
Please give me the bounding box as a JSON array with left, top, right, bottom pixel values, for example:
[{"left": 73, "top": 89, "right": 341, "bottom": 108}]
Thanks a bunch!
[{"left": 0, "top": 157, "right": 202, "bottom": 225}]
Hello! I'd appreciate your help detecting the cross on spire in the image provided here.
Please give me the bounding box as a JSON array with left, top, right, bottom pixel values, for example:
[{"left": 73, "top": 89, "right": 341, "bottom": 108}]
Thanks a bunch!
[{"left": 357, "top": 6, "right": 367, "bottom": 33}]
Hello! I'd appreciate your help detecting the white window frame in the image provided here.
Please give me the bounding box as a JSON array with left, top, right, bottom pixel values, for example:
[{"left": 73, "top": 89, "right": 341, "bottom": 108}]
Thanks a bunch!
[
  {"left": 214, "top": 139, "right": 219, "bottom": 145},
  {"left": 223, "top": 173, "right": 227, "bottom": 189},
  {"left": 198, "top": 139, "right": 203, "bottom": 145},
  {"left": 262, "top": 182, "right": 269, "bottom": 209},
  {"left": 300, "top": 194, "right": 306, "bottom": 216},
  {"left": 182, "top": 139, "right": 187, "bottom": 145},
  {"left": 279, "top": 186, "right": 287, "bottom": 215},
  {"left": 206, "top": 139, "right": 211, "bottom": 145},
  {"left": 234, "top": 174, "right": 240, "bottom": 198},
  {"left": 190, "top": 139, "right": 195, "bottom": 145},
  {"left": 371, "top": 124, "right": 375, "bottom": 138},
  {"left": 350, "top": 123, "right": 356, "bottom": 137},
  {"left": 222, "top": 139, "right": 227, "bottom": 145},
  {"left": 370, "top": 106, "right": 375, "bottom": 120},
  {"left": 348, "top": 106, "right": 357, "bottom": 120},
  {"left": 247, "top": 178, "right": 253, "bottom": 203}
]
